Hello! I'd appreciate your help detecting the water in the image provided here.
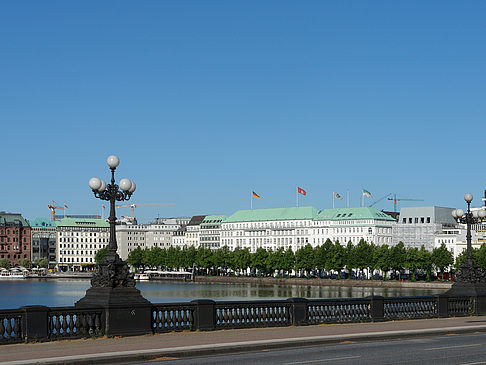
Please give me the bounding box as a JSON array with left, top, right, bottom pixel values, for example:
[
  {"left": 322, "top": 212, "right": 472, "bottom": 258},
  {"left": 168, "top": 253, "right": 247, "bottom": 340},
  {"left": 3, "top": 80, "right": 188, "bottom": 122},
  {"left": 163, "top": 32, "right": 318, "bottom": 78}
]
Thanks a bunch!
[{"left": 0, "top": 279, "right": 447, "bottom": 310}]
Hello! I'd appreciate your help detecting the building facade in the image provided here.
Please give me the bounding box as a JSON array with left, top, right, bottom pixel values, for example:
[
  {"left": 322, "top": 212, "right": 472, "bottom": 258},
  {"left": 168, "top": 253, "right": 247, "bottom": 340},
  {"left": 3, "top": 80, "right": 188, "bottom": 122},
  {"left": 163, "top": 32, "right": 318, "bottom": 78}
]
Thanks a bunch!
[
  {"left": 221, "top": 206, "right": 395, "bottom": 253},
  {"left": 185, "top": 216, "right": 206, "bottom": 248},
  {"left": 199, "top": 215, "right": 226, "bottom": 249},
  {"left": 0, "top": 212, "right": 31, "bottom": 266},
  {"left": 56, "top": 218, "right": 109, "bottom": 271},
  {"left": 30, "top": 218, "right": 57, "bottom": 266},
  {"left": 393, "top": 206, "right": 457, "bottom": 250}
]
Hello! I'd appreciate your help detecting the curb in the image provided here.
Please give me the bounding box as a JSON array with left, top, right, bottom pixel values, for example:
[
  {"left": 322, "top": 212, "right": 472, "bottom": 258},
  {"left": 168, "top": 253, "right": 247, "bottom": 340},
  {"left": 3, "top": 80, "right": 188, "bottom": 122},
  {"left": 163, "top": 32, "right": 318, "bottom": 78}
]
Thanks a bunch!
[{"left": 3, "top": 324, "right": 486, "bottom": 365}]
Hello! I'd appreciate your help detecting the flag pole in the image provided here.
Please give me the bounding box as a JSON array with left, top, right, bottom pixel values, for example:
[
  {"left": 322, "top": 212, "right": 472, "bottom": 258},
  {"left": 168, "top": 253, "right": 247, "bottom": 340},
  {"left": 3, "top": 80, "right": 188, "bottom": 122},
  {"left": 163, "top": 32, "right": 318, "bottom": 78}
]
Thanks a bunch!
[
  {"left": 347, "top": 190, "right": 349, "bottom": 208},
  {"left": 296, "top": 187, "right": 298, "bottom": 207},
  {"left": 251, "top": 190, "right": 253, "bottom": 210},
  {"left": 332, "top": 192, "right": 335, "bottom": 209}
]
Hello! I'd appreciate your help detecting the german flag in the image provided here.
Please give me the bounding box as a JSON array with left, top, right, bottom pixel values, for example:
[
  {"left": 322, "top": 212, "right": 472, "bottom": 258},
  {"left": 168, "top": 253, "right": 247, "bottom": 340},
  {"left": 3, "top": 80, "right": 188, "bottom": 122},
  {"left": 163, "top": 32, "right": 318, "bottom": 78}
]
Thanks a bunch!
[{"left": 252, "top": 191, "right": 262, "bottom": 199}]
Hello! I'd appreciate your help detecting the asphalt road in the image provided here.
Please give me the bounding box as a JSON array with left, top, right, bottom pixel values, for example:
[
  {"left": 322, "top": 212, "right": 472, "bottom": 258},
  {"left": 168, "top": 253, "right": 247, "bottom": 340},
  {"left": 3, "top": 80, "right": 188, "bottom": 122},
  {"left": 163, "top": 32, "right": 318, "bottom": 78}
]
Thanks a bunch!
[{"left": 127, "top": 332, "right": 486, "bottom": 365}]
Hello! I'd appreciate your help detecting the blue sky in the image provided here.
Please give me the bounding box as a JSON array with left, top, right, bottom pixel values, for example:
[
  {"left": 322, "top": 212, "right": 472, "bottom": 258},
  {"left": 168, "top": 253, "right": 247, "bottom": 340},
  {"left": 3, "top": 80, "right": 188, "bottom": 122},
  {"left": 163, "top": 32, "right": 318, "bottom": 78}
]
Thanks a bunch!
[{"left": 1, "top": 1, "right": 485, "bottom": 221}]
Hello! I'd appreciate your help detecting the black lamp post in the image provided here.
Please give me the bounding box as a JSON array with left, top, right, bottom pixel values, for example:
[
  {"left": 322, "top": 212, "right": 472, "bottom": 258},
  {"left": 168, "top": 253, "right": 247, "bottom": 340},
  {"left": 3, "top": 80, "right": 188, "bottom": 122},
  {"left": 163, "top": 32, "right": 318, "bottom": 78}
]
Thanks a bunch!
[
  {"left": 447, "top": 193, "right": 486, "bottom": 297},
  {"left": 76, "top": 155, "right": 151, "bottom": 336}
]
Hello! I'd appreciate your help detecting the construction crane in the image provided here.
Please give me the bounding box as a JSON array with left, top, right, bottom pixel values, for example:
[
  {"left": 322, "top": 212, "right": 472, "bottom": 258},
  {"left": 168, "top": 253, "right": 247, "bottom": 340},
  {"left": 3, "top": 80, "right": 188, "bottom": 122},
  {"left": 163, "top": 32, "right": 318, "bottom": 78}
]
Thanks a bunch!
[
  {"left": 115, "top": 203, "right": 176, "bottom": 223},
  {"left": 47, "top": 201, "right": 68, "bottom": 221},
  {"left": 368, "top": 193, "right": 392, "bottom": 207},
  {"left": 387, "top": 194, "right": 424, "bottom": 212}
]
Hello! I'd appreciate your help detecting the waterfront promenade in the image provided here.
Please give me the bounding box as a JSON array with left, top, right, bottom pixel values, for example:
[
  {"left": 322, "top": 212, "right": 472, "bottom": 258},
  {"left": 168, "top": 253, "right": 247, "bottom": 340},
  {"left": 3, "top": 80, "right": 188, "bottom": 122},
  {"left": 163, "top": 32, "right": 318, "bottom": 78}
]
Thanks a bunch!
[{"left": 1, "top": 316, "right": 486, "bottom": 365}]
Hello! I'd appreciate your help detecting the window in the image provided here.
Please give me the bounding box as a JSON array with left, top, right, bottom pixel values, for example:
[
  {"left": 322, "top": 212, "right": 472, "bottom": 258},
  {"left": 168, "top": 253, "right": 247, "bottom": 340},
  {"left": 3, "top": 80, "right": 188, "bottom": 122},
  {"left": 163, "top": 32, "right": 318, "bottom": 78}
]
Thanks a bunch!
[{"left": 427, "top": 217, "right": 431, "bottom": 223}]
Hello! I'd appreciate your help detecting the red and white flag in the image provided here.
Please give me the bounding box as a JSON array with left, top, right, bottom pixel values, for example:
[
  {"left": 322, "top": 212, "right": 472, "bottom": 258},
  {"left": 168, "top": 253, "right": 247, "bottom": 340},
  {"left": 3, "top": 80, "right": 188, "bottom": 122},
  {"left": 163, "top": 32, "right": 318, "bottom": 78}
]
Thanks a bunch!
[{"left": 297, "top": 187, "right": 306, "bottom": 196}]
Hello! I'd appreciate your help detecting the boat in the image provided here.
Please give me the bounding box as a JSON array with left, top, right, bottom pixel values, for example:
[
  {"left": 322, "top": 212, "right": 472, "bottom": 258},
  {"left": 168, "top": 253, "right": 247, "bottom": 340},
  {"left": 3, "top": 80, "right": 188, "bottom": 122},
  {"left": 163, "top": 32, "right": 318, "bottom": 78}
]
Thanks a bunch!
[
  {"left": 0, "top": 268, "right": 28, "bottom": 279},
  {"left": 134, "top": 273, "right": 150, "bottom": 281},
  {"left": 144, "top": 270, "right": 193, "bottom": 282}
]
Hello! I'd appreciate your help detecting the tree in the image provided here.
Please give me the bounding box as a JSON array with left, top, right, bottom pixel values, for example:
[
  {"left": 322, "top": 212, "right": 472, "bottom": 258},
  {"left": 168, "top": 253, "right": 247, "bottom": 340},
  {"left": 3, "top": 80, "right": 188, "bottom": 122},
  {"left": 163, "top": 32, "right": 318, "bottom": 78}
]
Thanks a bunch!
[
  {"left": 295, "top": 244, "right": 314, "bottom": 275},
  {"left": 0, "top": 258, "right": 11, "bottom": 269},
  {"left": 327, "top": 241, "right": 345, "bottom": 277},
  {"left": 389, "top": 242, "right": 406, "bottom": 279},
  {"left": 417, "top": 246, "right": 432, "bottom": 281},
  {"left": 405, "top": 247, "right": 420, "bottom": 281},
  {"left": 127, "top": 247, "right": 144, "bottom": 270},
  {"left": 251, "top": 248, "right": 269, "bottom": 276},
  {"left": 18, "top": 258, "right": 32, "bottom": 269},
  {"left": 432, "top": 243, "right": 454, "bottom": 277},
  {"left": 34, "top": 258, "right": 49, "bottom": 268},
  {"left": 94, "top": 247, "right": 108, "bottom": 265},
  {"left": 196, "top": 247, "right": 213, "bottom": 272},
  {"left": 374, "top": 244, "right": 391, "bottom": 279},
  {"left": 282, "top": 248, "right": 295, "bottom": 275}
]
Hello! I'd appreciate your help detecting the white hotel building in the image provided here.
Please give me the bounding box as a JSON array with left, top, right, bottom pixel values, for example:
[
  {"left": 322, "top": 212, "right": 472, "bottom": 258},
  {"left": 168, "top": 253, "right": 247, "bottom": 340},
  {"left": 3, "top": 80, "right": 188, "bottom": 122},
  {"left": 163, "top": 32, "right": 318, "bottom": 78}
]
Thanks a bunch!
[{"left": 221, "top": 206, "right": 395, "bottom": 253}]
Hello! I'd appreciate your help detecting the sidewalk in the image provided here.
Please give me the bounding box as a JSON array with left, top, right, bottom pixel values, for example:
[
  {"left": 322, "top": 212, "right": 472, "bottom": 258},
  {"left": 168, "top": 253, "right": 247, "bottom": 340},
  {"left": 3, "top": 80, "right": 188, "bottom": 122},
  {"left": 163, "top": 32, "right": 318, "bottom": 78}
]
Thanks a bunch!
[{"left": 2, "top": 316, "right": 486, "bottom": 365}]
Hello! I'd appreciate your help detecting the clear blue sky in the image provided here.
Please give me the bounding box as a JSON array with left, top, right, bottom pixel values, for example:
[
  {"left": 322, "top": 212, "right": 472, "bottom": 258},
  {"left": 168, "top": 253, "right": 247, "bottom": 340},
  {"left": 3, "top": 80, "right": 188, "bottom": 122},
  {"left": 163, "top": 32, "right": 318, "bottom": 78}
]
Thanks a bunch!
[{"left": 1, "top": 1, "right": 485, "bottom": 221}]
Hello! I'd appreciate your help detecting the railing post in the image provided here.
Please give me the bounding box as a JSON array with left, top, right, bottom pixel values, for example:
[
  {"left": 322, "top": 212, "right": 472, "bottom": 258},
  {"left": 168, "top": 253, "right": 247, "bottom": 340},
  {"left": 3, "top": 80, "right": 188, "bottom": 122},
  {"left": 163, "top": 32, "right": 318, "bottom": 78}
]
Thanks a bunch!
[
  {"left": 367, "top": 296, "right": 384, "bottom": 322},
  {"left": 288, "top": 297, "right": 308, "bottom": 326},
  {"left": 20, "top": 306, "right": 49, "bottom": 342},
  {"left": 436, "top": 294, "right": 449, "bottom": 318},
  {"left": 191, "top": 299, "right": 215, "bottom": 331}
]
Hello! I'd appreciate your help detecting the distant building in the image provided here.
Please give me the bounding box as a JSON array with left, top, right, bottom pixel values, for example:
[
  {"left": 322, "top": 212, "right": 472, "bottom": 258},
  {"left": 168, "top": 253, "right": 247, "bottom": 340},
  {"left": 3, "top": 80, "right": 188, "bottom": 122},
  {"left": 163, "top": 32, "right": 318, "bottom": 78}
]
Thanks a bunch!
[
  {"left": 116, "top": 217, "right": 188, "bottom": 260},
  {"left": 185, "top": 216, "right": 206, "bottom": 247},
  {"left": 199, "top": 215, "right": 226, "bottom": 249},
  {"left": 56, "top": 218, "right": 109, "bottom": 271},
  {"left": 0, "top": 212, "right": 31, "bottom": 265},
  {"left": 30, "top": 218, "right": 57, "bottom": 266},
  {"left": 393, "top": 206, "right": 457, "bottom": 250},
  {"left": 221, "top": 206, "right": 395, "bottom": 253}
]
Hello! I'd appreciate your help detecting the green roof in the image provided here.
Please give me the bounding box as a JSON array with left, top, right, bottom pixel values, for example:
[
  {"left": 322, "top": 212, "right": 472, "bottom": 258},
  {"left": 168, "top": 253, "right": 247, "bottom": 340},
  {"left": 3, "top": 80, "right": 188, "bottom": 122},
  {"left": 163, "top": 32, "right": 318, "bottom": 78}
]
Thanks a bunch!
[
  {"left": 201, "top": 215, "right": 227, "bottom": 226},
  {"left": 56, "top": 218, "right": 110, "bottom": 228},
  {"left": 29, "top": 218, "right": 57, "bottom": 228},
  {"left": 0, "top": 213, "right": 30, "bottom": 227},
  {"left": 315, "top": 207, "right": 395, "bottom": 221},
  {"left": 225, "top": 206, "right": 318, "bottom": 223}
]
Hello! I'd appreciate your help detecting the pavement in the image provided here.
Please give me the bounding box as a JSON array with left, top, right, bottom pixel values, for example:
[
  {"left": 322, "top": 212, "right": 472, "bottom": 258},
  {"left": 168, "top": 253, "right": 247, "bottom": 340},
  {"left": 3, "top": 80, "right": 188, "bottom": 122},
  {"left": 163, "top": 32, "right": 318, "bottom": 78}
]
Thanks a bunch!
[{"left": 2, "top": 316, "right": 486, "bottom": 365}]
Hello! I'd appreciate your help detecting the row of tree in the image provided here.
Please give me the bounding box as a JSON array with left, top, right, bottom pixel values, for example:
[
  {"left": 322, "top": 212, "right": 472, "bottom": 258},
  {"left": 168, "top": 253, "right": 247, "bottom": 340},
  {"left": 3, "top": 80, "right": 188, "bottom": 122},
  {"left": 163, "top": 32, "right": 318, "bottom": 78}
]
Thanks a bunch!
[
  {"left": 0, "top": 258, "right": 49, "bottom": 270},
  {"left": 123, "top": 239, "right": 470, "bottom": 281}
]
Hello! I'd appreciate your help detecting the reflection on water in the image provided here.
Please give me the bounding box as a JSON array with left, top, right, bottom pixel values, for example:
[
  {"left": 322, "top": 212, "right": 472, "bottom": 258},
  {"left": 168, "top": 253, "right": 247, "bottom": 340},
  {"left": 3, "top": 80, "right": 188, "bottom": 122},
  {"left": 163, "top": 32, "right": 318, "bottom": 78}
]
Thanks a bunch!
[{"left": 0, "top": 279, "right": 447, "bottom": 309}]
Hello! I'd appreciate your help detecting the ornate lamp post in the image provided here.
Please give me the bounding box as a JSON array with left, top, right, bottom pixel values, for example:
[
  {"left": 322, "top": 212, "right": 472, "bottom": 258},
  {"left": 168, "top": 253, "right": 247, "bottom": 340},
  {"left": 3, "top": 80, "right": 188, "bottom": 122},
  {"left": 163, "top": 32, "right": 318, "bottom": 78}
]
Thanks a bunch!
[
  {"left": 447, "top": 193, "right": 486, "bottom": 297},
  {"left": 76, "top": 155, "right": 151, "bottom": 336},
  {"left": 87, "top": 155, "right": 136, "bottom": 288}
]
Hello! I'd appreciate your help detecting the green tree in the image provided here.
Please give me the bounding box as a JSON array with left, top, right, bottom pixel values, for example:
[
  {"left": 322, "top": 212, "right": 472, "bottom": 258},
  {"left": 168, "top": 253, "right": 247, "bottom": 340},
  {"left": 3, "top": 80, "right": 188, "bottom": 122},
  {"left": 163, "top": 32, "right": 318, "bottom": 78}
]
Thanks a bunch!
[
  {"left": 0, "top": 258, "right": 11, "bottom": 269},
  {"left": 94, "top": 247, "right": 108, "bottom": 265},
  {"left": 295, "top": 244, "right": 314, "bottom": 275},
  {"left": 327, "top": 241, "right": 345, "bottom": 277},
  {"left": 127, "top": 247, "right": 145, "bottom": 270},
  {"left": 34, "top": 258, "right": 49, "bottom": 268},
  {"left": 417, "top": 246, "right": 433, "bottom": 281},
  {"left": 374, "top": 244, "right": 391, "bottom": 279},
  {"left": 432, "top": 243, "right": 454, "bottom": 278},
  {"left": 389, "top": 242, "right": 406, "bottom": 280},
  {"left": 282, "top": 248, "right": 295, "bottom": 275},
  {"left": 18, "top": 258, "right": 32, "bottom": 269},
  {"left": 251, "top": 248, "right": 269, "bottom": 276},
  {"left": 405, "top": 247, "right": 420, "bottom": 281},
  {"left": 196, "top": 247, "right": 213, "bottom": 272}
]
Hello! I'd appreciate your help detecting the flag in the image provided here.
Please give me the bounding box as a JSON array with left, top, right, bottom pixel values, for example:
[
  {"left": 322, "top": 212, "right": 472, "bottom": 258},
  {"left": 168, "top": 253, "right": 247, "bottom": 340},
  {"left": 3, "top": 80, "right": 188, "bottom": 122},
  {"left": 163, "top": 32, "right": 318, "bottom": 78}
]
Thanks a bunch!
[
  {"left": 102, "top": 205, "right": 106, "bottom": 209},
  {"left": 297, "top": 187, "right": 306, "bottom": 196},
  {"left": 333, "top": 192, "right": 343, "bottom": 200},
  {"left": 64, "top": 204, "right": 68, "bottom": 208},
  {"left": 362, "top": 189, "right": 373, "bottom": 198},
  {"left": 252, "top": 191, "right": 262, "bottom": 199}
]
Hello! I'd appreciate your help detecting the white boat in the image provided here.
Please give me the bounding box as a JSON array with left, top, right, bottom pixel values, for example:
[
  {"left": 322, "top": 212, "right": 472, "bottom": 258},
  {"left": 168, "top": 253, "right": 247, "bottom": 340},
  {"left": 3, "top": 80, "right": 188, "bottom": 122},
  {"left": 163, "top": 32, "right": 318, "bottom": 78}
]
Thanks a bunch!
[
  {"left": 0, "top": 269, "right": 27, "bottom": 279},
  {"left": 134, "top": 273, "right": 150, "bottom": 281}
]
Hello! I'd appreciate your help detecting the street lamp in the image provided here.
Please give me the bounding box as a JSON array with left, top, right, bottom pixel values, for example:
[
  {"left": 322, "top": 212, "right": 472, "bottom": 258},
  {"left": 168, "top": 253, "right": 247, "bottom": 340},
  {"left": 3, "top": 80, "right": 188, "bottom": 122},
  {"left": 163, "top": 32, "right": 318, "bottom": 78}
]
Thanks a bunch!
[
  {"left": 448, "top": 193, "right": 486, "bottom": 295},
  {"left": 77, "top": 155, "right": 151, "bottom": 336}
]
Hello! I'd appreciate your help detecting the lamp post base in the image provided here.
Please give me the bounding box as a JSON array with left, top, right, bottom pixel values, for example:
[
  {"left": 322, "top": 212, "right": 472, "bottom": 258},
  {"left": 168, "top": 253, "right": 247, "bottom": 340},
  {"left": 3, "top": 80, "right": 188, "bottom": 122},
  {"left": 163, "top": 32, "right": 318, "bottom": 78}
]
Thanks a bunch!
[{"left": 75, "top": 254, "right": 152, "bottom": 336}]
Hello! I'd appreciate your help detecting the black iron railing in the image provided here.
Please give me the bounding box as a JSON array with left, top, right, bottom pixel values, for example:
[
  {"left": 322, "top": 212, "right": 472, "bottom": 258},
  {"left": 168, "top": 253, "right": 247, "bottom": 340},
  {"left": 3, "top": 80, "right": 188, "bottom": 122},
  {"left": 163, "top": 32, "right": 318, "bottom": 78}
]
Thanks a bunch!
[{"left": 0, "top": 294, "right": 481, "bottom": 344}]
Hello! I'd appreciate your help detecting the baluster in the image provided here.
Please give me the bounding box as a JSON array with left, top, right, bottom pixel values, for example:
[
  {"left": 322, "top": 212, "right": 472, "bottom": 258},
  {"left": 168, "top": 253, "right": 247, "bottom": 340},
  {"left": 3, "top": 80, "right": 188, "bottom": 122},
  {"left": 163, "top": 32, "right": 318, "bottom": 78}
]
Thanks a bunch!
[
  {"left": 223, "top": 308, "right": 229, "bottom": 326},
  {"left": 87, "top": 313, "right": 94, "bottom": 335},
  {"left": 94, "top": 313, "right": 101, "bottom": 336},
  {"left": 60, "top": 314, "right": 67, "bottom": 334},
  {"left": 6, "top": 317, "right": 12, "bottom": 339},
  {"left": 181, "top": 309, "right": 188, "bottom": 329},
  {"left": 0, "top": 317, "right": 5, "bottom": 339},
  {"left": 75, "top": 314, "right": 81, "bottom": 335},
  {"left": 54, "top": 315, "right": 61, "bottom": 335},
  {"left": 13, "top": 317, "right": 20, "bottom": 339},
  {"left": 154, "top": 310, "right": 161, "bottom": 330},
  {"left": 68, "top": 314, "right": 75, "bottom": 335}
]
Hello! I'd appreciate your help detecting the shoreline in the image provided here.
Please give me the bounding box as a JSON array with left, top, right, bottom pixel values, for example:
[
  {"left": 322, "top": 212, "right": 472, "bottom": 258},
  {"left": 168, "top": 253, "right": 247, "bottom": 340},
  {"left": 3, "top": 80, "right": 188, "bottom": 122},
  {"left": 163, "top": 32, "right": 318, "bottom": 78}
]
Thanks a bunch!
[
  {"left": 25, "top": 273, "right": 453, "bottom": 289},
  {"left": 194, "top": 275, "right": 453, "bottom": 289}
]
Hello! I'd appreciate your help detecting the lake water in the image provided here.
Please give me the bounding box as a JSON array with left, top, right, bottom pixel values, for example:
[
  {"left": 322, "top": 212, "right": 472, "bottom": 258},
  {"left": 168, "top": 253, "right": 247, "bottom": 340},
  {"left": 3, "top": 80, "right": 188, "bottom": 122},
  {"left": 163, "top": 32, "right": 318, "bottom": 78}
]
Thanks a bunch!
[{"left": 0, "top": 279, "right": 447, "bottom": 310}]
